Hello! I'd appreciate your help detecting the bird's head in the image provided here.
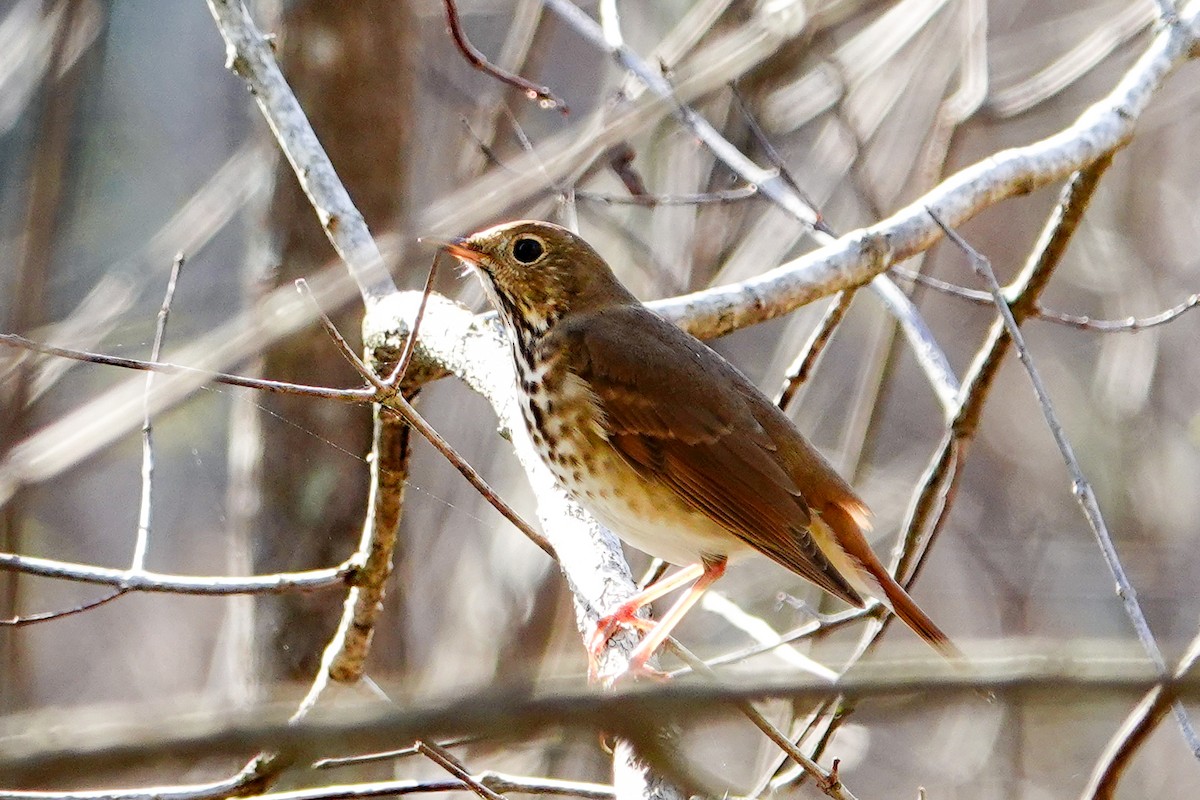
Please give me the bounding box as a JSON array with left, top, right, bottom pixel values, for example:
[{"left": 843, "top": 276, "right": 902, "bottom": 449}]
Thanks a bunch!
[{"left": 435, "top": 220, "right": 634, "bottom": 338}]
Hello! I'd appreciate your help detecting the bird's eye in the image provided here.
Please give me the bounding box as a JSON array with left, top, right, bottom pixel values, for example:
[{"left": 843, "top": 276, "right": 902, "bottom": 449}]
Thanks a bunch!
[{"left": 511, "top": 236, "right": 544, "bottom": 264}]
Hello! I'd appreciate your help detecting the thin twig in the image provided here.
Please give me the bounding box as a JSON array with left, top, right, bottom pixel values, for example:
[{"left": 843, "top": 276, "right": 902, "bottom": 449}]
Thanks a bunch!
[
  {"left": 0, "top": 590, "right": 125, "bottom": 627},
  {"left": 729, "top": 83, "right": 828, "bottom": 232},
  {"left": 388, "top": 254, "right": 440, "bottom": 387},
  {"left": 1084, "top": 620, "right": 1200, "bottom": 799},
  {"left": 776, "top": 290, "right": 857, "bottom": 410},
  {"left": 303, "top": 292, "right": 556, "bottom": 560},
  {"left": 0, "top": 333, "right": 375, "bottom": 403},
  {"left": 575, "top": 186, "right": 758, "bottom": 206},
  {"left": 662, "top": 641, "right": 858, "bottom": 800},
  {"left": 0, "top": 250, "right": 185, "bottom": 627},
  {"left": 0, "top": 551, "right": 354, "bottom": 594},
  {"left": 931, "top": 208, "right": 1200, "bottom": 757},
  {"left": 1036, "top": 296, "right": 1200, "bottom": 331},
  {"left": 542, "top": 0, "right": 817, "bottom": 228},
  {"left": 314, "top": 735, "right": 480, "bottom": 770},
  {"left": 0, "top": 330, "right": 553, "bottom": 560},
  {"left": 891, "top": 267, "right": 1200, "bottom": 333},
  {"left": 132, "top": 253, "right": 184, "bottom": 573},
  {"left": 0, "top": 773, "right": 614, "bottom": 800},
  {"left": 417, "top": 741, "right": 508, "bottom": 800},
  {"left": 442, "top": 0, "right": 568, "bottom": 113}
]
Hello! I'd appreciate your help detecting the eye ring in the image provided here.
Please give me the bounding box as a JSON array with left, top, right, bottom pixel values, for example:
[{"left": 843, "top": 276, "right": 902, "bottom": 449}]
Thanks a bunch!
[{"left": 511, "top": 236, "right": 545, "bottom": 264}]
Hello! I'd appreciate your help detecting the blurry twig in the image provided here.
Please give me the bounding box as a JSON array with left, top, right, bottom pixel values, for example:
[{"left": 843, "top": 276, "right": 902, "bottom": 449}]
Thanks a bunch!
[
  {"left": 729, "top": 83, "right": 825, "bottom": 227},
  {"left": 659, "top": 640, "right": 858, "bottom": 800},
  {"left": 543, "top": 0, "right": 822, "bottom": 230},
  {"left": 9, "top": 654, "right": 1199, "bottom": 780},
  {"left": 22, "top": 144, "right": 263, "bottom": 404},
  {"left": 987, "top": 2, "right": 1156, "bottom": 118},
  {"left": 417, "top": 741, "right": 506, "bottom": 800},
  {"left": 0, "top": 772, "right": 614, "bottom": 800},
  {"left": 930, "top": 209, "right": 1200, "bottom": 757},
  {"left": 576, "top": 186, "right": 758, "bottom": 206},
  {"left": 314, "top": 735, "right": 480, "bottom": 770},
  {"left": 442, "top": 0, "right": 567, "bottom": 113},
  {"left": 1084, "top": 620, "right": 1200, "bottom": 799},
  {"left": 605, "top": 142, "right": 648, "bottom": 197}
]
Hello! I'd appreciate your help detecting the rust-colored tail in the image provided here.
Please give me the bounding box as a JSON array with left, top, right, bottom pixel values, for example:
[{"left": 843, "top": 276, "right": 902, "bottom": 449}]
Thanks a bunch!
[{"left": 822, "top": 501, "right": 962, "bottom": 660}]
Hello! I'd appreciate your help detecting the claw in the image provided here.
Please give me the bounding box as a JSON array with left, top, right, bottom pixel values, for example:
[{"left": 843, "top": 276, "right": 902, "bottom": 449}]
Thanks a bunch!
[{"left": 587, "top": 605, "right": 654, "bottom": 680}]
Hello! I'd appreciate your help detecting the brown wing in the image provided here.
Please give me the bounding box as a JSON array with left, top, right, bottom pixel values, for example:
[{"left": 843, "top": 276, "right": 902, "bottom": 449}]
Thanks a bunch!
[{"left": 544, "top": 305, "right": 866, "bottom": 607}]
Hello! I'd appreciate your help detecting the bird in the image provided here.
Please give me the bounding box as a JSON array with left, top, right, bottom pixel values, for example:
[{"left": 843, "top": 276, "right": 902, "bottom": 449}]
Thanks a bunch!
[{"left": 438, "top": 220, "right": 957, "bottom": 679}]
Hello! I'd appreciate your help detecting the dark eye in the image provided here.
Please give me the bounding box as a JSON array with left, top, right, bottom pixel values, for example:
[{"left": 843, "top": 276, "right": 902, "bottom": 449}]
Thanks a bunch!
[{"left": 512, "top": 236, "right": 544, "bottom": 264}]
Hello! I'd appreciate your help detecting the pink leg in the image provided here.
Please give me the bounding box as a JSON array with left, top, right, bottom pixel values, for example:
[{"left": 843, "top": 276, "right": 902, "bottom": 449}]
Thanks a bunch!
[
  {"left": 588, "top": 559, "right": 728, "bottom": 681},
  {"left": 626, "top": 558, "right": 726, "bottom": 675},
  {"left": 587, "top": 563, "right": 705, "bottom": 669}
]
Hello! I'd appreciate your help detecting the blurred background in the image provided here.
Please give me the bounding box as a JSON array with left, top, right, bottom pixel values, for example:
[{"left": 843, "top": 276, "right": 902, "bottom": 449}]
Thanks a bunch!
[{"left": 1, "top": 0, "right": 1199, "bottom": 797}]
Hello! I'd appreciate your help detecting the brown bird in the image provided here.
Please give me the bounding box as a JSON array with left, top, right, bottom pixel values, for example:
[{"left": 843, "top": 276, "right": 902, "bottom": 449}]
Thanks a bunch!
[{"left": 441, "top": 220, "right": 956, "bottom": 678}]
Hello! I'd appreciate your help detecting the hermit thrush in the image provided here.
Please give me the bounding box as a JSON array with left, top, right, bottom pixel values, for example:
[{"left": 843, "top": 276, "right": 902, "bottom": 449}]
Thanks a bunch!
[{"left": 440, "top": 220, "right": 956, "bottom": 677}]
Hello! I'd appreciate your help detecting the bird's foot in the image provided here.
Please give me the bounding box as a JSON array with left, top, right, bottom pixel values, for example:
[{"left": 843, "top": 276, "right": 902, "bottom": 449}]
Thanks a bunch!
[{"left": 586, "top": 605, "right": 655, "bottom": 682}]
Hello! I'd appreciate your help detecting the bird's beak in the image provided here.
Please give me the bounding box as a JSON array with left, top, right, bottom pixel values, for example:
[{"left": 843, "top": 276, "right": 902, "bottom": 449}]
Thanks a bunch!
[{"left": 418, "top": 235, "right": 485, "bottom": 266}]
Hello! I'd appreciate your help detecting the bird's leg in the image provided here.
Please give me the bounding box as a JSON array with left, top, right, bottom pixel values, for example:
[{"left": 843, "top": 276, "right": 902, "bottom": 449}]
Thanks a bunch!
[
  {"left": 625, "top": 557, "right": 726, "bottom": 676},
  {"left": 588, "top": 563, "right": 705, "bottom": 669},
  {"left": 588, "top": 558, "right": 729, "bottom": 681}
]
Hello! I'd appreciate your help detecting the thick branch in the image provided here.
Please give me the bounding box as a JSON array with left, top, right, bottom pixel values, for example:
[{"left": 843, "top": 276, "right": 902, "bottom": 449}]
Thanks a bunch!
[{"left": 204, "top": 0, "right": 396, "bottom": 302}]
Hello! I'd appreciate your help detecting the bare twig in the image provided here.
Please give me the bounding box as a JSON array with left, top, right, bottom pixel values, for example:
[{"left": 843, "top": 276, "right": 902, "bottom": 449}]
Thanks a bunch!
[
  {"left": 0, "top": 591, "right": 124, "bottom": 628},
  {"left": 931, "top": 209, "right": 1200, "bottom": 755},
  {"left": 132, "top": 253, "right": 184, "bottom": 573},
  {"left": 205, "top": 0, "right": 396, "bottom": 302},
  {"left": 417, "top": 740, "right": 507, "bottom": 800},
  {"left": 891, "top": 267, "right": 1200, "bottom": 332},
  {"left": 575, "top": 186, "right": 758, "bottom": 206},
  {"left": 0, "top": 551, "right": 353, "bottom": 594},
  {"left": 1, "top": 254, "right": 187, "bottom": 626},
  {"left": 776, "top": 291, "right": 856, "bottom": 410},
  {"left": 442, "top": 0, "right": 567, "bottom": 113},
  {"left": 1083, "top": 620, "right": 1200, "bottom": 799},
  {"left": 6, "top": 651, "right": 1195, "bottom": 780},
  {"left": 0, "top": 773, "right": 614, "bottom": 800},
  {"left": 729, "top": 83, "right": 826, "bottom": 230},
  {"left": 0, "top": 330, "right": 553, "bottom": 561},
  {"left": 0, "top": 333, "right": 376, "bottom": 403},
  {"left": 0, "top": 769, "right": 267, "bottom": 800},
  {"left": 388, "top": 255, "right": 440, "bottom": 387},
  {"left": 543, "top": 0, "right": 818, "bottom": 228},
  {"left": 314, "top": 735, "right": 480, "bottom": 770}
]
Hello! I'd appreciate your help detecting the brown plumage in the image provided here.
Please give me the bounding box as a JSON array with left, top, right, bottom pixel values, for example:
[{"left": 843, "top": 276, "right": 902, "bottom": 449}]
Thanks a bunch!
[{"left": 442, "top": 220, "right": 957, "bottom": 677}]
